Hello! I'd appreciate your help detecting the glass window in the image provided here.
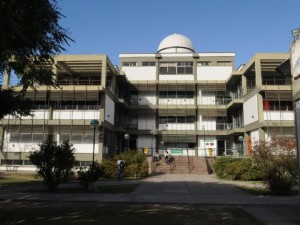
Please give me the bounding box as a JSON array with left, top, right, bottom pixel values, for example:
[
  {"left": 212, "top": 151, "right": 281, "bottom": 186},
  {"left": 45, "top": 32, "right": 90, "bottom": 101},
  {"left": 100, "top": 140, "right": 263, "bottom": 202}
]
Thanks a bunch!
[
  {"left": 142, "top": 62, "right": 156, "bottom": 66},
  {"left": 186, "top": 116, "right": 195, "bottom": 123},
  {"left": 159, "top": 62, "right": 192, "bottom": 74},
  {"left": 122, "top": 62, "right": 137, "bottom": 67},
  {"left": 217, "top": 61, "right": 232, "bottom": 66},
  {"left": 159, "top": 91, "right": 168, "bottom": 98},
  {"left": 197, "top": 61, "right": 211, "bottom": 66},
  {"left": 186, "top": 91, "right": 194, "bottom": 98},
  {"left": 168, "top": 116, "right": 176, "bottom": 123},
  {"left": 168, "top": 91, "right": 176, "bottom": 98},
  {"left": 159, "top": 117, "right": 168, "bottom": 124},
  {"left": 177, "top": 117, "right": 185, "bottom": 123},
  {"left": 177, "top": 91, "right": 185, "bottom": 98}
]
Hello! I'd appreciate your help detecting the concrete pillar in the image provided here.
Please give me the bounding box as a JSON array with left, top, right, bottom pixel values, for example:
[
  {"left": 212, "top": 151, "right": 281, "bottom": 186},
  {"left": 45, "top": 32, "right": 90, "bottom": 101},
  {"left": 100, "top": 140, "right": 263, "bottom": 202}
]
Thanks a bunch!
[
  {"left": 101, "top": 58, "right": 107, "bottom": 87},
  {"left": 255, "top": 58, "right": 262, "bottom": 87}
]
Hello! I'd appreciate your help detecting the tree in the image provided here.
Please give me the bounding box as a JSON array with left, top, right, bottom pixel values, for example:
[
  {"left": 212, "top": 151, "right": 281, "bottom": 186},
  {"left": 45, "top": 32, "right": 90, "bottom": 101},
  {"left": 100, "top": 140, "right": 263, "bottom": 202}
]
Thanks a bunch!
[
  {"left": 0, "top": 0, "right": 72, "bottom": 119},
  {"left": 29, "top": 140, "right": 75, "bottom": 192},
  {"left": 252, "top": 137, "right": 298, "bottom": 194}
]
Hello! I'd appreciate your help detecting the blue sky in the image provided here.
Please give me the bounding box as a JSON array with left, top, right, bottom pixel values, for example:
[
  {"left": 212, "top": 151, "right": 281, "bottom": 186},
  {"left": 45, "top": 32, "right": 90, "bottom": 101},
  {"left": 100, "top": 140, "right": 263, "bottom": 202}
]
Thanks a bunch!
[{"left": 58, "top": 0, "right": 300, "bottom": 69}]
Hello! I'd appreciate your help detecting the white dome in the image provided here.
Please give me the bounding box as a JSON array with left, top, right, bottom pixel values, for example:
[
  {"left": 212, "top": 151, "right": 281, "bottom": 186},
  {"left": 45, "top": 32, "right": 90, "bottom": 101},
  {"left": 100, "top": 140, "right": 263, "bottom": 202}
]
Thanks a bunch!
[{"left": 157, "top": 33, "right": 194, "bottom": 53}]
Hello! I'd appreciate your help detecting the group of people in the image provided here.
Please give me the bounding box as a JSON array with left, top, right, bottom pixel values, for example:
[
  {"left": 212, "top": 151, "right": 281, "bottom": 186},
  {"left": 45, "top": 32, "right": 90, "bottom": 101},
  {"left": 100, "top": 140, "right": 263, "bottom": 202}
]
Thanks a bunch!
[{"left": 153, "top": 150, "right": 172, "bottom": 165}]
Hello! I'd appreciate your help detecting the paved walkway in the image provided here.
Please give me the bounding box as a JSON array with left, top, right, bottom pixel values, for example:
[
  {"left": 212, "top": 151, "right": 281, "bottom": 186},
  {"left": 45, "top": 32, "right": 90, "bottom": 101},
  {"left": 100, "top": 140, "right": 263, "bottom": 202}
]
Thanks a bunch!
[{"left": 1, "top": 174, "right": 300, "bottom": 224}]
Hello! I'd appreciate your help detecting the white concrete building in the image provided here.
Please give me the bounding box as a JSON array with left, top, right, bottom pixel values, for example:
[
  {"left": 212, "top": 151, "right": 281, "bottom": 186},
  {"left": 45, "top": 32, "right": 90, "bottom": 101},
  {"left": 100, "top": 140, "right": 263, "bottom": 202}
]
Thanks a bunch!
[{"left": 0, "top": 34, "right": 295, "bottom": 171}]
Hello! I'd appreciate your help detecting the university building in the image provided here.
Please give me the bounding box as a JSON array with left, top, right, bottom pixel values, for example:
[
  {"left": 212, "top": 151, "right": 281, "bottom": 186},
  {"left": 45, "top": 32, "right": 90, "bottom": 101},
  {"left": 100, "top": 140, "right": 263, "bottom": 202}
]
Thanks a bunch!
[{"left": 0, "top": 34, "right": 294, "bottom": 171}]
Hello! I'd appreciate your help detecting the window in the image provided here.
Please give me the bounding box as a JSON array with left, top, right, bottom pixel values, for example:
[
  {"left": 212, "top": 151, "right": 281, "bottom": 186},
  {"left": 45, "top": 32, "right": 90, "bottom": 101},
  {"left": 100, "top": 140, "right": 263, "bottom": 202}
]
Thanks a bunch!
[
  {"left": 159, "top": 62, "right": 193, "bottom": 74},
  {"left": 142, "top": 62, "right": 156, "bottom": 66},
  {"left": 177, "top": 117, "right": 185, "bottom": 123},
  {"left": 197, "top": 61, "right": 211, "bottom": 66},
  {"left": 177, "top": 62, "right": 193, "bottom": 74},
  {"left": 159, "top": 116, "right": 195, "bottom": 124},
  {"left": 264, "top": 100, "right": 293, "bottom": 111},
  {"left": 122, "top": 62, "right": 137, "bottom": 67},
  {"left": 158, "top": 91, "right": 194, "bottom": 98},
  {"left": 217, "top": 61, "right": 232, "bottom": 66}
]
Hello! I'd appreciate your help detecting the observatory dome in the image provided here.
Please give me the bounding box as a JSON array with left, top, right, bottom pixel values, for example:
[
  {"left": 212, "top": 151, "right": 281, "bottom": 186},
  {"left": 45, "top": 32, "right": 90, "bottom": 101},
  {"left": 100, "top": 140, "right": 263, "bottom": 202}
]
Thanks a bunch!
[{"left": 157, "top": 33, "right": 194, "bottom": 53}]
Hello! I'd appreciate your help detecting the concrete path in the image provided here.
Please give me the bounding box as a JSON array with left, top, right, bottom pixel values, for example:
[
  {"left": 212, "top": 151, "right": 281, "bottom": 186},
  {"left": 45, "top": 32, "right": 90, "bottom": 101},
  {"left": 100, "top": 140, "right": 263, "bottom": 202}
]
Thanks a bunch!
[{"left": 1, "top": 173, "right": 300, "bottom": 224}]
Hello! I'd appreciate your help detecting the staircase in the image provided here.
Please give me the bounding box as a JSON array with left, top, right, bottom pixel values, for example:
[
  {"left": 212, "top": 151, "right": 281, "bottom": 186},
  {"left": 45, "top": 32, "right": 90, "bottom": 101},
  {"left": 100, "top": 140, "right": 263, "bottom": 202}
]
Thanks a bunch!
[{"left": 151, "top": 156, "right": 209, "bottom": 174}]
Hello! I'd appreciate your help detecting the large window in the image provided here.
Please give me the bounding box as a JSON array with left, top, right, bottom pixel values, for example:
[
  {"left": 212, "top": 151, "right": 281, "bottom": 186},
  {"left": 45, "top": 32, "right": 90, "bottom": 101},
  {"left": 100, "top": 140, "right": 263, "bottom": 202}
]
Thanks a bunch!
[
  {"left": 142, "top": 62, "right": 156, "bottom": 66},
  {"left": 217, "top": 61, "right": 232, "bottom": 66},
  {"left": 159, "top": 62, "right": 193, "bottom": 74},
  {"left": 197, "top": 61, "right": 211, "bottom": 66},
  {"left": 52, "top": 101, "right": 99, "bottom": 110},
  {"left": 263, "top": 100, "right": 293, "bottom": 111},
  {"left": 159, "top": 116, "right": 195, "bottom": 123},
  {"left": 159, "top": 91, "right": 194, "bottom": 99},
  {"left": 122, "top": 62, "right": 137, "bottom": 67}
]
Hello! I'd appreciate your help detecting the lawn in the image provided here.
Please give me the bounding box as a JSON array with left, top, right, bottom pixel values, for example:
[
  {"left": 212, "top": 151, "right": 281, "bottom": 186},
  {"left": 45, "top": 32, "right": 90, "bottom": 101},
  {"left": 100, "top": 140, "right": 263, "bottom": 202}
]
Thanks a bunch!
[
  {"left": 0, "top": 172, "right": 42, "bottom": 186},
  {"left": 0, "top": 201, "right": 264, "bottom": 225}
]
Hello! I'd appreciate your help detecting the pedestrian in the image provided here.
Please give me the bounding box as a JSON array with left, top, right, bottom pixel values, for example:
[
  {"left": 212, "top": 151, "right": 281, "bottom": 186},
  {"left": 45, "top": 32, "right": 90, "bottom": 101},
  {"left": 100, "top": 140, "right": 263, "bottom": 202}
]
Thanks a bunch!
[
  {"left": 164, "top": 150, "right": 170, "bottom": 165},
  {"left": 117, "top": 157, "right": 125, "bottom": 180},
  {"left": 153, "top": 151, "right": 160, "bottom": 162}
]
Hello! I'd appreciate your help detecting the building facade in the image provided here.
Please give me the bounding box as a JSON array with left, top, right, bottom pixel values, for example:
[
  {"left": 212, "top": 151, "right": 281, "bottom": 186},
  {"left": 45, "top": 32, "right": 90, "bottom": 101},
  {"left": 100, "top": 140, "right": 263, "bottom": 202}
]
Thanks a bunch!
[{"left": 0, "top": 34, "right": 295, "bottom": 170}]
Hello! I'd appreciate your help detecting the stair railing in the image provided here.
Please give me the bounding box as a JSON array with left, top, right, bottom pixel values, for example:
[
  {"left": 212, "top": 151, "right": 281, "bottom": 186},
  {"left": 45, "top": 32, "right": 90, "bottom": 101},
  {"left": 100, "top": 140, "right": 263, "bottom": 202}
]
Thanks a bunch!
[{"left": 187, "top": 149, "right": 194, "bottom": 174}]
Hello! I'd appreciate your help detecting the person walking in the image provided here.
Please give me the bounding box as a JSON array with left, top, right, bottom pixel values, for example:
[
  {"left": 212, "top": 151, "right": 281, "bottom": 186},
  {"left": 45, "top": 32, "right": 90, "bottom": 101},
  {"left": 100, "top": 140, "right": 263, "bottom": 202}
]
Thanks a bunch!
[{"left": 117, "top": 157, "right": 125, "bottom": 180}]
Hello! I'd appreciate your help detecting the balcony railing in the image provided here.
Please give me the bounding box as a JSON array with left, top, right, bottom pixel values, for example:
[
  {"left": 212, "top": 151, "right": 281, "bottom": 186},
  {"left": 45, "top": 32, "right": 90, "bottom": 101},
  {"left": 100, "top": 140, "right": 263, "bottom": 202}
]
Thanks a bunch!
[
  {"left": 57, "top": 79, "right": 101, "bottom": 85},
  {"left": 262, "top": 78, "right": 292, "bottom": 85}
]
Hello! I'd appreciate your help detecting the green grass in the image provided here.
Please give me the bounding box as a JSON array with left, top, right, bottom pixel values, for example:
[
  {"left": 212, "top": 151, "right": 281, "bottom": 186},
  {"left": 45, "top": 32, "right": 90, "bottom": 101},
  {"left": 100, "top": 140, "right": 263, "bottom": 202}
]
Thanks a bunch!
[
  {"left": 0, "top": 172, "right": 42, "bottom": 186},
  {"left": 0, "top": 201, "right": 264, "bottom": 225}
]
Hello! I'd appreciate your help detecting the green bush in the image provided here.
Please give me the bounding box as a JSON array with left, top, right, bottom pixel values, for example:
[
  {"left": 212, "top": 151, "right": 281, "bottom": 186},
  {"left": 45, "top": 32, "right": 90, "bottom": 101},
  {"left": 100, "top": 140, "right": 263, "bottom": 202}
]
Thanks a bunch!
[
  {"left": 77, "top": 162, "right": 102, "bottom": 190},
  {"left": 29, "top": 140, "right": 75, "bottom": 192},
  {"left": 213, "top": 157, "right": 261, "bottom": 181},
  {"left": 101, "top": 151, "right": 148, "bottom": 179},
  {"left": 253, "top": 137, "right": 298, "bottom": 194},
  {"left": 101, "top": 156, "right": 118, "bottom": 178},
  {"left": 213, "top": 157, "right": 233, "bottom": 179}
]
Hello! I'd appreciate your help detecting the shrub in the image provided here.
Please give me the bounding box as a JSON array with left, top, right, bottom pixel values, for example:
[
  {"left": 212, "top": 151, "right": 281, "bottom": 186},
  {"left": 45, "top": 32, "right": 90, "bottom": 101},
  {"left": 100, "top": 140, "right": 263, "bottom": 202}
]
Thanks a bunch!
[
  {"left": 213, "top": 157, "right": 233, "bottom": 179},
  {"left": 101, "top": 156, "right": 118, "bottom": 178},
  {"left": 226, "top": 158, "right": 261, "bottom": 181},
  {"left": 77, "top": 162, "right": 102, "bottom": 190},
  {"left": 213, "top": 157, "right": 261, "bottom": 181},
  {"left": 29, "top": 140, "right": 75, "bottom": 192},
  {"left": 101, "top": 151, "right": 149, "bottom": 179},
  {"left": 252, "top": 137, "right": 298, "bottom": 194}
]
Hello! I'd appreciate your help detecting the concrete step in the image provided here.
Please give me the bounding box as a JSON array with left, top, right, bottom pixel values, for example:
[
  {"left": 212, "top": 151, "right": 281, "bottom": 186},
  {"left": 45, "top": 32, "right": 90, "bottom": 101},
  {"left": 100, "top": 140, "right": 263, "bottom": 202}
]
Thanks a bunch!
[{"left": 151, "top": 156, "right": 209, "bottom": 175}]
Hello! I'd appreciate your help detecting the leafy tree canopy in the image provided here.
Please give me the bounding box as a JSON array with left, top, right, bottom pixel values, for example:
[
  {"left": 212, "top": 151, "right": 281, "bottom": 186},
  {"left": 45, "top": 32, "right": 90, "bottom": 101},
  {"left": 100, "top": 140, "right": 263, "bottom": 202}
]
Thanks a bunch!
[{"left": 0, "top": 0, "right": 72, "bottom": 119}]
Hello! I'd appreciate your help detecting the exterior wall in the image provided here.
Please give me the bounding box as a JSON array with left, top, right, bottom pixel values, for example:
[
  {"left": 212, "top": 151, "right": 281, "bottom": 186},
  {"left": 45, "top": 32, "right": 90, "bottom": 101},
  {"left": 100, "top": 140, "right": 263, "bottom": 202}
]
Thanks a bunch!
[
  {"left": 105, "top": 95, "right": 115, "bottom": 125},
  {"left": 138, "top": 92, "right": 156, "bottom": 105},
  {"left": 53, "top": 110, "right": 100, "bottom": 120},
  {"left": 198, "top": 91, "right": 216, "bottom": 105},
  {"left": 138, "top": 115, "right": 156, "bottom": 130},
  {"left": 197, "top": 66, "right": 233, "bottom": 80},
  {"left": 250, "top": 129, "right": 260, "bottom": 146},
  {"left": 244, "top": 94, "right": 259, "bottom": 125},
  {"left": 122, "top": 67, "right": 156, "bottom": 81},
  {"left": 197, "top": 136, "right": 217, "bottom": 156},
  {"left": 137, "top": 135, "right": 156, "bottom": 151},
  {"left": 263, "top": 111, "right": 294, "bottom": 120},
  {"left": 159, "top": 75, "right": 194, "bottom": 81}
]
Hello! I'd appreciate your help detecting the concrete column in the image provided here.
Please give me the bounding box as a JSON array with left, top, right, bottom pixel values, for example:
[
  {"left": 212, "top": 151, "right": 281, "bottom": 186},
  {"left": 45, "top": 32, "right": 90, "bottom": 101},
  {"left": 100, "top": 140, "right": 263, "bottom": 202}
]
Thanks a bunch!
[
  {"left": 101, "top": 58, "right": 107, "bottom": 87},
  {"left": 257, "top": 93, "right": 264, "bottom": 123},
  {"left": 258, "top": 127, "right": 265, "bottom": 142},
  {"left": 255, "top": 58, "right": 262, "bottom": 87},
  {"left": 242, "top": 75, "right": 247, "bottom": 96}
]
